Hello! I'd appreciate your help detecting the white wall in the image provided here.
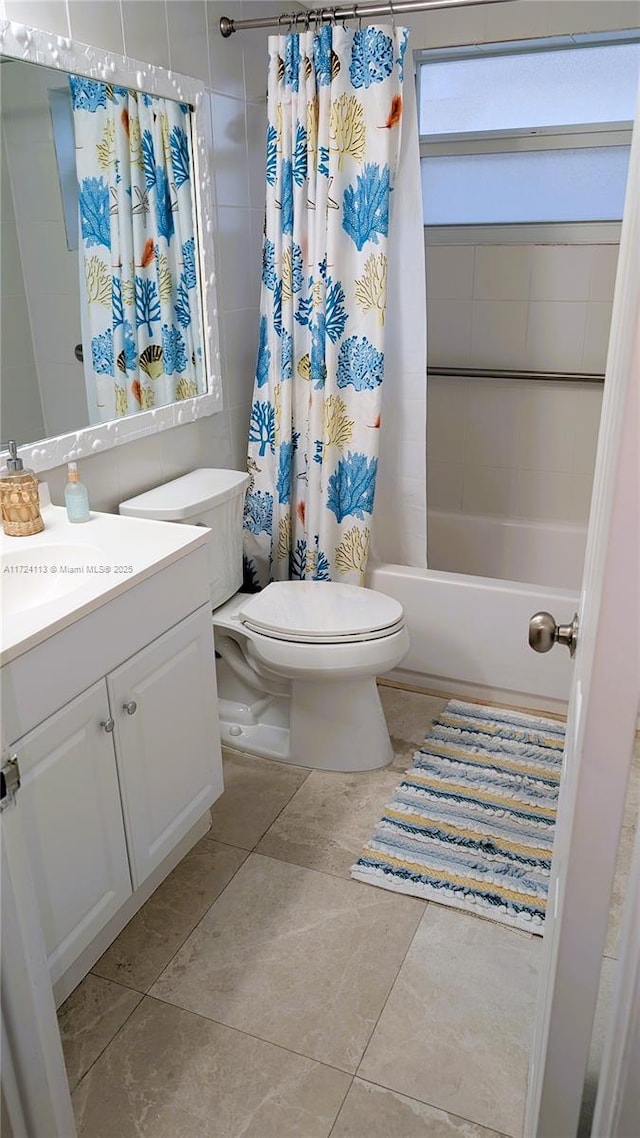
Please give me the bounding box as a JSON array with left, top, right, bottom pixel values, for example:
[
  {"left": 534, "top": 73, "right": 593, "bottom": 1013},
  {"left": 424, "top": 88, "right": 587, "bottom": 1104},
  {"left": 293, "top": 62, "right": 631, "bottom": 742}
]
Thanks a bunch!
[
  {"left": 0, "top": 0, "right": 286, "bottom": 510},
  {"left": 403, "top": 0, "right": 637, "bottom": 532}
]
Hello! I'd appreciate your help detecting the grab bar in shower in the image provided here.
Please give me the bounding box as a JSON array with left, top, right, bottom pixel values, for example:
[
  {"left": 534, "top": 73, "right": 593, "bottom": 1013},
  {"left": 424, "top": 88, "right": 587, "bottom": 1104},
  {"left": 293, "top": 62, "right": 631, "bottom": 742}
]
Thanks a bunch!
[{"left": 427, "top": 366, "right": 604, "bottom": 383}]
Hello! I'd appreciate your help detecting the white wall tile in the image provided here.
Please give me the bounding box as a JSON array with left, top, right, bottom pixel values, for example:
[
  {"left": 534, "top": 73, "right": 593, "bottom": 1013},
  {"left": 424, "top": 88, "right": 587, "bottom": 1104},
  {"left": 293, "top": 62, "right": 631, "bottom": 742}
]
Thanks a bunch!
[
  {"left": 160, "top": 420, "right": 202, "bottom": 480},
  {"left": 572, "top": 384, "right": 604, "bottom": 476},
  {"left": 589, "top": 245, "right": 619, "bottom": 302},
  {"left": 68, "top": 1, "right": 125, "bottom": 54},
  {"left": 517, "top": 384, "right": 577, "bottom": 473},
  {"left": 215, "top": 204, "right": 257, "bottom": 311},
  {"left": 404, "top": 5, "right": 487, "bottom": 50},
  {"left": 246, "top": 99, "right": 267, "bottom": 211},
  {"left": 198, "top": 410, "right": 234, "bottom": 468},
  {"left": 427, "top": 461, "right": 464, "bottom": 512},
  {"left": 427, "top": 300, "right": 472, "bottom": 366},
  {"left": 167, "top": 0, "right": 210, "bottom": 84},
  {"left": 473, "top": 246, "right": 532, "bottom": 301},
  {"left": 230, "top": 400, "right": 251, "bottom": 468},
  {"left": 582, "top": 303, "right": 613, "bottom": 374},
  {"left": 426, "top": 376, "right": 467, "bottom": 464},
  {"left": 211, "top": 93, "right": 249, "bottom": 207},
  {"left": 525, "top": 302, "right": 588, "bottom": 373},
  {"left": 426, "top": 245, "right": 474, "bottom": 301},
  {"left": 543, "top": 0, "right": 638, "bottom": 35},
  {"left": 470, "top": 300, "right": 528, "bottom": 370},
  {"left": 4, "top": 0, "right": 69, "bottom": 34},
  {"left": 115, "top": 432, "right": 165, "bottom": 499},
  {"left": 513, "top": 468, "right": 588, "bottom": 524},
  {"left": 241, "top": 1, "right": 282, "bottom": 103},
  {"left": 570, "top": 472, "right": 595, "bottom": 524},
  {"left": 207, "top": 1, "right": 246, "bottom": 99},
  {"left": 121, "top": 0, "right": 170, "bottom": 68},
  {"left": 220, "top": 308, "right": 259, "bottom": 407},
  {"left": 530, "top": 246, "right": 593, "bottom": 302},
  {"left": 465, "top": 381, "right": 522, "bottom": 469},
  {"left": 75, "top": 448, "right": 122, "bottom": 513},
  {"left": 462, "top": 464, "right": 516, "bottom": 517}
]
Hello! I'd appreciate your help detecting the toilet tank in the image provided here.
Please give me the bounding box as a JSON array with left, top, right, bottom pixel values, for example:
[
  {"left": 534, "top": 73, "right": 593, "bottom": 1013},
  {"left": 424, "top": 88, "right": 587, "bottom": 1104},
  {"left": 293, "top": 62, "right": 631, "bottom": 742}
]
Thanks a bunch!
[{"left": 119, "top": 469, "right": 250, "bottom": 608}]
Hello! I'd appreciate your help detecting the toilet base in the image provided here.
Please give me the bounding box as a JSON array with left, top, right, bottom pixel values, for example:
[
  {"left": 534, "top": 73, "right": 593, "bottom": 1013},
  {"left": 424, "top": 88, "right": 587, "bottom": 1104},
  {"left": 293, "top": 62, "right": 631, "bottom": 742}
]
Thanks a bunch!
[{"left": 216, "top": 666, "right": 393, "bottom": 772}]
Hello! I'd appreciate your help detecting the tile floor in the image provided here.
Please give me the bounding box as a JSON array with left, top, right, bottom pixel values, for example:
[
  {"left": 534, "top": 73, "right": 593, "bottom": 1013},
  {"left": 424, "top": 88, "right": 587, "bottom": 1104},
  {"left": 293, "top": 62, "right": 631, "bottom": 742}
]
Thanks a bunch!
[{"left": 59, "top": 685, "right": 638, "bottom": 1138}]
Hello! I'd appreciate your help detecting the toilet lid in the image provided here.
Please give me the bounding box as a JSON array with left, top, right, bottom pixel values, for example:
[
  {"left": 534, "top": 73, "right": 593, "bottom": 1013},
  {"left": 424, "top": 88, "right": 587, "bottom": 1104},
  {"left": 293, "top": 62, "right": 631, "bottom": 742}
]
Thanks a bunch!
[{"left": 239, "top": 581, "right": 404, "bottom": 644}]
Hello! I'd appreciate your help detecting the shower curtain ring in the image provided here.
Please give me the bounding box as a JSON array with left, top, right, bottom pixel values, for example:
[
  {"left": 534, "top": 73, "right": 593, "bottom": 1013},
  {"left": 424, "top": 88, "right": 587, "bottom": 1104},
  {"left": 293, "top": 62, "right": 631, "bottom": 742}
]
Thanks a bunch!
[{"left": 389, "top": 0, "right": 397, "bottom": 33}]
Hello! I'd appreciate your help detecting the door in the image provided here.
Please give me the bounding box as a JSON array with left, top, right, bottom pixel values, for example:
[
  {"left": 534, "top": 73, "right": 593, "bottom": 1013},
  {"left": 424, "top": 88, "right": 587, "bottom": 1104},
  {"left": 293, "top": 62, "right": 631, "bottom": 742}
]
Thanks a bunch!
[
  {"left": 524, "top": 93, "right": 640, "bottom": 1137},
  {"left": 1, "top": 767, "right": 76, "bottom": 1137},
  {"left": 13, "top": 682, "right": 132, "bottom": 985},
  {"left": 108, "top": 605, "right": 223, "bottom": 887}
]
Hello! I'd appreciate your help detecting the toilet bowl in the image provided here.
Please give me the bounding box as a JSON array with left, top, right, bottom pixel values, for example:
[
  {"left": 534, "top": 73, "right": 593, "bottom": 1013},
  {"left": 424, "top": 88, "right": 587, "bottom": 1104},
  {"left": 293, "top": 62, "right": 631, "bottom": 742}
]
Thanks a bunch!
[{"left": 120, "top": 470, "right": 410, "bottom": 771}]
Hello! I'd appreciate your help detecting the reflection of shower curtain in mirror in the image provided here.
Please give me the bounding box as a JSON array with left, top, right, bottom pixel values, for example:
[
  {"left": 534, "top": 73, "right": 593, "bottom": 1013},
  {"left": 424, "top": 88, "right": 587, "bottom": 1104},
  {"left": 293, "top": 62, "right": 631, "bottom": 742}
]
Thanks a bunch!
[{"left": 69, "top": 77, "right": 204, "bottom": 423}]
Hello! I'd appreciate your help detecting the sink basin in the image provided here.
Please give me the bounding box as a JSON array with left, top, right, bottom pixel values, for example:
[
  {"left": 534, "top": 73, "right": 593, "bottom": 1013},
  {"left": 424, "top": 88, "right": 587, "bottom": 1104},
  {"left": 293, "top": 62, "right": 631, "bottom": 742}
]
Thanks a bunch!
[
  {"left": 1, "top": 505, "right": 211, "bottom": 666},
  {"left": 1, "top": 544, "right": 104, "bottom": 615}
]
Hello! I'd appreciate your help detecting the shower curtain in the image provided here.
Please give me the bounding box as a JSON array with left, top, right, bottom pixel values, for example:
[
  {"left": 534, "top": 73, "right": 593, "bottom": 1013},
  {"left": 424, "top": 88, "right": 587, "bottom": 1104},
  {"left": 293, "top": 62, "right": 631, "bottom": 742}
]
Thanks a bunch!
[
  {"left": 69, "top": 76, "right": 205, "bottom": 423},
  {"left": 243, "top": 24, "right": 427, "bottom": 589}
]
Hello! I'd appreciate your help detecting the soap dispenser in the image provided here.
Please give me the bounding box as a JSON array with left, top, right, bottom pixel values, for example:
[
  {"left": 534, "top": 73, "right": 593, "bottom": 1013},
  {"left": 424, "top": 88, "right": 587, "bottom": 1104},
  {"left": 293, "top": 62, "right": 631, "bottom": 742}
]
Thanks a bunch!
[
  {"left": 0, "top": 441, "right": 44, "bottom": 536},
  {"left": 64, "top": 462, "right": 91, "bottom": 523}
]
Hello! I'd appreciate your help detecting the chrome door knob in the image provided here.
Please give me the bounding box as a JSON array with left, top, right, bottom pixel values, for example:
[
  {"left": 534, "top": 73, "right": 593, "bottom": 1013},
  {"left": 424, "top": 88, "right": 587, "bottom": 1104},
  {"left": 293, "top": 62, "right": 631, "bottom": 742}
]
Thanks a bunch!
[
  {"left": 529, "top": 611, "right": 579, "bottom": 657},
  {"left": 100, "top": 717, "right": 115, "bottom": 733},
  {"left": 122, "top": 701, "right": 137, "bottom": 715}
]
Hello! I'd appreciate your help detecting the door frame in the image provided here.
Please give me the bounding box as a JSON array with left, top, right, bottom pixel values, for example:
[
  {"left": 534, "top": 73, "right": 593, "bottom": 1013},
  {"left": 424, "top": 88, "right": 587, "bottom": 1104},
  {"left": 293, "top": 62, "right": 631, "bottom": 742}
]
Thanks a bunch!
[
  {"left": 1, "top": 797, "right": 76, "bottom": 1137},
  {"left": 524, "top": 87, "right": 640, "bottom": 1137}
]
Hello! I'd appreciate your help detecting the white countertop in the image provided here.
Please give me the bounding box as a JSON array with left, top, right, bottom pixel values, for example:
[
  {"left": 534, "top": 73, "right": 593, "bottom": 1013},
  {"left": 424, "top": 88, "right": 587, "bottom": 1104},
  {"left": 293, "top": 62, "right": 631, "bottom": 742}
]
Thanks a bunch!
[{"left": 1, "top": 506, "right": 210, "bottom": 665}]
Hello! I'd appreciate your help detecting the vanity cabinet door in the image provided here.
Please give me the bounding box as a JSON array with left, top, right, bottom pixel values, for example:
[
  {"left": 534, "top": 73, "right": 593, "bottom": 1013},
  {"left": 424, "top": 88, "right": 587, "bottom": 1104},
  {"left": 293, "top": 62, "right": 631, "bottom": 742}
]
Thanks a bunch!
[
  {"left": 107, "top": 605, "right": 223, "bottom": 888},
  {"left": 12, "top": 682, "right": 133, "bottom": 985}
]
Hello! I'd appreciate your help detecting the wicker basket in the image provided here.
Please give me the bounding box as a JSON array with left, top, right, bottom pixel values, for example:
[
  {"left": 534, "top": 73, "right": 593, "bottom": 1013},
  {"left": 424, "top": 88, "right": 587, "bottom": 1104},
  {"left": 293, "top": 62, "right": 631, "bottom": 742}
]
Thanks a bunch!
[{"left": 0, "top": 473, "right": 45, "bottom": 536}]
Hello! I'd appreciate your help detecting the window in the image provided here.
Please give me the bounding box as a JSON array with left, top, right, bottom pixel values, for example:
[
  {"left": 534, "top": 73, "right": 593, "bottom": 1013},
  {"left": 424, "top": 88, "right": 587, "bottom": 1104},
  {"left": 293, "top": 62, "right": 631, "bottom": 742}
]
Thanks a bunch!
[{"left": 418, "top": 36, "right": 640, "bottom": 225}]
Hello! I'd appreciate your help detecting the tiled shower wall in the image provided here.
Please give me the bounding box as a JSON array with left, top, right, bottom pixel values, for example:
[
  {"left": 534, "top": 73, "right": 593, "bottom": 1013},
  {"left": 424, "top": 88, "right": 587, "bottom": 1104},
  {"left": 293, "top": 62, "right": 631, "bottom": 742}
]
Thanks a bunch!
[
  {"left": 426, "top": 240, "right": 616, "bottom": 524},
  {"left": 0, "top": 0, "right": 289, "bottom": 509},
  {"left": 402, "top": 0, "right": 635, "bottom": 531}
]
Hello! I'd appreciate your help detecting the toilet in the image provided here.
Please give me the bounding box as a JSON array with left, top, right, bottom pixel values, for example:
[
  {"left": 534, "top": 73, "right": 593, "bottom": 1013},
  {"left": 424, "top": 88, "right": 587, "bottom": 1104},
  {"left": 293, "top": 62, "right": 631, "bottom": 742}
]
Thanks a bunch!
[{"left": 119, "top": 469, "right": 409, "bottom": 771}]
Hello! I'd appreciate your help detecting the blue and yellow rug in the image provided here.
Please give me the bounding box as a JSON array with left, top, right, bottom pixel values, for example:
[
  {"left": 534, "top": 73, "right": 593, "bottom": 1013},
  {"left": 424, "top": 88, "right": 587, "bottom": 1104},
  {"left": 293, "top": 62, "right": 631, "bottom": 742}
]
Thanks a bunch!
[{"left": 351, "top": 699, "right": 565, "bottom": 934}]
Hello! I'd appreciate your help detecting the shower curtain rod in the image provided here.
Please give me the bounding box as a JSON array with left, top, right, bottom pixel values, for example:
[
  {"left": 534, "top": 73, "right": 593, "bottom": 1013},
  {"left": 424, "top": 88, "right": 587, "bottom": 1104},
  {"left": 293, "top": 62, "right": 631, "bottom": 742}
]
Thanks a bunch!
[{"left": 219, "top": 0, "right": 512, "bottom": 38}]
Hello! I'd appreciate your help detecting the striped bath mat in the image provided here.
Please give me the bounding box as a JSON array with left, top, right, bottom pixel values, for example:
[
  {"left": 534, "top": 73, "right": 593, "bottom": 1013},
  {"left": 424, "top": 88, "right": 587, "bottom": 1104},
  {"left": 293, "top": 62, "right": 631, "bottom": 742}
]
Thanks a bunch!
[{"left": 351, "top": 700, "right": 565, "bottom": 934}]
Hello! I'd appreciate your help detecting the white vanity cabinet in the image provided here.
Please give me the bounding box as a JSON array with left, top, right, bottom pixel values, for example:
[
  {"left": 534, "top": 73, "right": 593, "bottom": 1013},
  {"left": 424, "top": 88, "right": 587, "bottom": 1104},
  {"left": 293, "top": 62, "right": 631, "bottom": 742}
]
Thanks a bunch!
[
  {"left": 12, "top": 682, "right": 132, "bottom": 986},
  {"left": 9, "top": 604, "right": 222, "bottom": 988},
  {"left": 107, "top": 608, "right": 221, "bottom": 888},
  {"left": 2, "top": 530, "right": 223, "bottom": 1001}
]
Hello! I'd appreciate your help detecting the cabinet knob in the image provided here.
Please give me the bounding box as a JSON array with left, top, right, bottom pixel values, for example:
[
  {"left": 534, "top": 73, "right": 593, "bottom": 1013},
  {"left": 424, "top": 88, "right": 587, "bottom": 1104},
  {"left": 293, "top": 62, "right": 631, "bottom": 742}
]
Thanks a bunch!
[
  {"left": 100, "top": 717, "right": 115, "bottom": 733},
  {"left": 122, "top": 701, "right": 137, "bottom": 715}
]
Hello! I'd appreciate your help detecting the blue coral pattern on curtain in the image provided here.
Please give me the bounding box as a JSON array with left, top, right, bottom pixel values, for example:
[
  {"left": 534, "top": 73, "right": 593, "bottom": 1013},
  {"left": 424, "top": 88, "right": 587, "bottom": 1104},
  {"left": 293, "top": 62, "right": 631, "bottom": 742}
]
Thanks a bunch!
[
  {"left": 69, "top": 76, "right": 204, "bottom": 422},
  {"left": 243, "top": 24, "right": 409, "bottom": 588}
]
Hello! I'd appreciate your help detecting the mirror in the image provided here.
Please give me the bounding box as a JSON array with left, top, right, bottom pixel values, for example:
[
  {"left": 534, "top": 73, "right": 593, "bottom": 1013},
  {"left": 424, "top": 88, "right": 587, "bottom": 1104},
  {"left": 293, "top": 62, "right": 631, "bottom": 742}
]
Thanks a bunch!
[{"left": 0, "top": 19, "right": 221, "bottom": 473}]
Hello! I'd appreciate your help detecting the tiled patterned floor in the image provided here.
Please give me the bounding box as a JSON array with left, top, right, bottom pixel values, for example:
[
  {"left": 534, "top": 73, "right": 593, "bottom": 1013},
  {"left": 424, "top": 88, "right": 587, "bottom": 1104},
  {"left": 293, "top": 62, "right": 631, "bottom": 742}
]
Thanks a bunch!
[{"left": 59, "top": 685, "right": 638, "bottom": 1138}]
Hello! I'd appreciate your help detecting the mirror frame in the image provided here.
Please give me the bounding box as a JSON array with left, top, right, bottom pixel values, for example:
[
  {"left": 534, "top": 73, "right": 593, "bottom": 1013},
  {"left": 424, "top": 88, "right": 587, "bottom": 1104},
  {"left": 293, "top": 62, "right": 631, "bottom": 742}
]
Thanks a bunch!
[{"left": 0, "top": 18, "right": 222, "bottom": 473}]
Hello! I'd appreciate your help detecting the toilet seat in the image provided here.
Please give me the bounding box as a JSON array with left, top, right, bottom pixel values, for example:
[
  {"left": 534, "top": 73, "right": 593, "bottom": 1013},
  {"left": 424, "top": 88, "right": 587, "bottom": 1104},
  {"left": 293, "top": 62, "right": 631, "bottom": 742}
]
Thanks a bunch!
[{"left": 239, "top": 581, "right": 405, "bottom": 645}]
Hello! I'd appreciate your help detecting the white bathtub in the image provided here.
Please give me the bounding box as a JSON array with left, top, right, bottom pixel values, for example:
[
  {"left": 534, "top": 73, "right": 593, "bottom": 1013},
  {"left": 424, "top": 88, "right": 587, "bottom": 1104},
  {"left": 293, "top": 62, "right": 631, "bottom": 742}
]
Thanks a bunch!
[
  {"left": 427, "top": 510, "right": 587, "bottom": 591},
  {"left": 367, "top": 561, "right": 579, "bottom": 711}
]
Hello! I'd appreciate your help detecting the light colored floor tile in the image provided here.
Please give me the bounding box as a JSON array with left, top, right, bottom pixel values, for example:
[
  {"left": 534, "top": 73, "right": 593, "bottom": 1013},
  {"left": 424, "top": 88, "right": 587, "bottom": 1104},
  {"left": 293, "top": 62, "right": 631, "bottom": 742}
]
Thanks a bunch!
[
  {"left": 331, "top": 1079, "right": 508, "bottom": 1137},
  {"left": 58, "top": 974, "right": 142, "bottom": 1093},
  {"left": 72, "top": 996, "right": 351, "bottom": 1138},
  {"left": 359, "top": 906, "right": 541, "bottom": 1138},
  {"left": 378, "top": 685, "right": 449, "bottom": 769},
  {"left": 208, "top": 747, "right": 310, "bottom": 850},
  {"left": 256, "top": 765, "right": 403, "bottom": 878},
  {"left": 150, "top": 853, "right": 425, "bottom": 1073},
  {"left": 93, "top": 837, "right": 247, "bottom": 992}
]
